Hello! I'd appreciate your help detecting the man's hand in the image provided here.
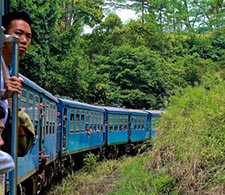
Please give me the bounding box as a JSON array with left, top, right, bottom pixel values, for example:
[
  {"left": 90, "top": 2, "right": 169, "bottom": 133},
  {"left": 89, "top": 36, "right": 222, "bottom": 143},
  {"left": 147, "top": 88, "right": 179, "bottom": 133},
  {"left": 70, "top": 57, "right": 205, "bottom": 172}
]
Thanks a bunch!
[{"left": 2, "top": 76, "right": 24, "bottom": 99}]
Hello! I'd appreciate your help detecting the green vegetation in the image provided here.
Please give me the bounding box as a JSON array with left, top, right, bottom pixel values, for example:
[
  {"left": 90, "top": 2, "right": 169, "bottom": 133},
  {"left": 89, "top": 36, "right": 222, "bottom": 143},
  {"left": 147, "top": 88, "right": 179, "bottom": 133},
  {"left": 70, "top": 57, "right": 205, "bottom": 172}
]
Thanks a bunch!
[
  {"left": 149, "top": 73, "right": 225, "bottom": 194},
  {"left": 8, "top": 1, "right": 224, "bottom": 194},
  {"left": 48, "top": 73, "right": 224, "bottom": 195},
  {"left": 10, "top": 0, "right": 225, "bottom": 109}
]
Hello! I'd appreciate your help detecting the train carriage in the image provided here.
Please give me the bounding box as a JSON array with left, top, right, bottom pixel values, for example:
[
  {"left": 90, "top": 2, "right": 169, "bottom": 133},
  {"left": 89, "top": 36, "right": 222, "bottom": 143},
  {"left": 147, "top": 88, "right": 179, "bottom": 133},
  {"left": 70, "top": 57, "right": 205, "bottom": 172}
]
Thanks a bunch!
[
  {"left": 128, "top": 108, "right": 149, "bottom": 143},
  {"left": 103, "top": 106, "right": 130, "bottom": 146},
  {"left": 102, "top": 106, "right": 149, "bottom": 146},
  {"left": 146, "top": 110, "right": 163, "bottom": 139},
  {"left": 57, "top": 98, "right": 106, "bottom": 157},
  {"left": 16, "top": 74, "right": 59, "bottom": 194}
]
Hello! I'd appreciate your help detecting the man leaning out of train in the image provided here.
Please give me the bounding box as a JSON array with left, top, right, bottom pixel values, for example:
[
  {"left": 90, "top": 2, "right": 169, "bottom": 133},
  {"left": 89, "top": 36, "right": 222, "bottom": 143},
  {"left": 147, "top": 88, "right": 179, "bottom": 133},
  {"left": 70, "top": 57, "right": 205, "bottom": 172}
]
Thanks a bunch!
[{"left": 0, "top": 9, "right": 32, "bottom": 171}]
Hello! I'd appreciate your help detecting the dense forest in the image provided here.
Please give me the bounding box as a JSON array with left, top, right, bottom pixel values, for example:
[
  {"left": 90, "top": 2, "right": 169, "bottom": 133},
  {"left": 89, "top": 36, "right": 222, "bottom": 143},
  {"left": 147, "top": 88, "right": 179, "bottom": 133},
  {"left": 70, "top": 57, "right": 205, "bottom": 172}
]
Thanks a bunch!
[
  {"left": 8, "top": 1, "right": 224, "bottom": 194},
  {"left": 10, "top": 0, "right": 224, "bottom": 109}
]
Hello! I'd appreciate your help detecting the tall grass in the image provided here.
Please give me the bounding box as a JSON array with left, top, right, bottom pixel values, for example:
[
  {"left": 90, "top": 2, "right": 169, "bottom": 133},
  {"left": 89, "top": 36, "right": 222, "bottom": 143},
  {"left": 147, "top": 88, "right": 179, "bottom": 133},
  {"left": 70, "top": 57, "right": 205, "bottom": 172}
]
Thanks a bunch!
[
  {"left": 49, "top": 72, "right": 224, "bottom": 195},
  {"left": 148, "top": 72, "right": 225, "bottom": 194}
]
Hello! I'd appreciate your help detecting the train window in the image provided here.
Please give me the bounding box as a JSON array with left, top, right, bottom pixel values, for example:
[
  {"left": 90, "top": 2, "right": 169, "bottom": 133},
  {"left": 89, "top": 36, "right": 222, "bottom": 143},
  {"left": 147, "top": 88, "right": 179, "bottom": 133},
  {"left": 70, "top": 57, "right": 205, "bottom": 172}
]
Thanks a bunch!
[
  {"left": 137, "top": 117, "right": 140, "bottom": 130},
  {"left": 119, "top": 115, "right": 123, "bottom": 131},
  {"left": 109, "top": 115, "right": 113, "bottom": 132},
  {"left": 152, "top": 116, "right": 159, "bottom": 130},
  {"left": 40, "top": 101, "right": 44, "bottom": 138},
  {"left": 52, "top": 104, "right": 57, "bottom": 135},
  {"left": 33, "top": 96, "right": 39, "bottom": 135},
  {"left": 133, "top": 117, "right": 137, "bottom": 130},
  {"left": 86, "top": 111, "right": 91, "bottom": 133},
  {"left": 139, "top": 117, "right": 142, "bottom": 130},
  {"left": 139, "top": 116, "right": 143, "bottom": 130},
  {"left": 70, "top": 109, "right": 75, "bottom": 134},
  {"left": 138, "top": 116, "right": 141, "bottom": 130},
  {"left": 81, "top": 110, "right": 85, "bottom": 133},
  {"left": 89, "top": 111, "right": 93, "bottom": 133},
  {"left": 116, "top": 115, "right": 120, "bottom": 131},
  {"left": 136, "top": 117, "right": 139, "bottom": 130},
  {"left": 87, "top": 111, "right": 91, "bottom": 122},
  {"left": 94, "top": 112, "right": 97, "bottom": 132},
  {"left": 45, "top": 101, "right": 49, "bottom": 136},
  {"left": 95, "top": 112, "right": 98, "bottom": 132},
  {"left": 28, "top": 92, "right": 33, "bottom": 118},
  {"left": 98, "top": 113, "right": 104, "bottom": 132},
  {"left": 21, "top": 89, "right": 27, "bottom": 108},
  {"left": 63, "top": 108, "right": 67, "bottom": 148},
  {"left": 76, "top": 109, "right": 80, "bottom": 134},
  {"left": 92, "top": 112, "right": 95, "bottom": 132},
  {"left": 96, "top": 113, "right": 102, "bottom": 132},
  {"left": 97, "top": 112, "right": 101, "bottom": 132},
  {"left": 72, "top": 109, "right": 76, "bottom": 134},
  {"left": 49, "top": 122, "right": 52, "bottom": 134},
  {"left": 50, "top": 104, "right": 53, "bottom": 135},
  {"left": 96, "top": 112, "right": 98, "bottom": 131},
  {"left": 114, "top": 115, "right": 118, "bottom": 132},
  {"left": 141, "top": 117, "right": 145, "bottom": 130},
  {"left": 124, "top": 117, "right": 128, "bottom": 131},
  {"left": 35, "top": 96, "right": 39, "bottom": 120},
  {"left": 84, "top": 110, "right": 88, "bottom": 133}
]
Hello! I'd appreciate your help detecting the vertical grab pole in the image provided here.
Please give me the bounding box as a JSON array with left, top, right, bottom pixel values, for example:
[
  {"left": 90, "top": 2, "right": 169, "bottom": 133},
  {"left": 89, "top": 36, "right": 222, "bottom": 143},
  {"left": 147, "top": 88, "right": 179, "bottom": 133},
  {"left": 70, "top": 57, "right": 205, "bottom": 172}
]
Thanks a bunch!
[
  {"left": 10, "top": 40, "right": 19, "bottom": 195},
  {"left": 4, "top": 35, "right": 20, "bottom": 195},
  {"left": 0, "top": 1, "right": 5, "bottom": 195}
]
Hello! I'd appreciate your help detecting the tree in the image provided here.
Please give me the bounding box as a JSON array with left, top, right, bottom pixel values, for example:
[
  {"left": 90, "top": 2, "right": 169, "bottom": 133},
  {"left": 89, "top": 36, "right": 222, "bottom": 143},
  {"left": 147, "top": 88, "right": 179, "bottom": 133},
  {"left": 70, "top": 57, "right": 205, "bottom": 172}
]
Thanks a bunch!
[{"left": 59, "top": 0, "right": 104, "bottom": 32}]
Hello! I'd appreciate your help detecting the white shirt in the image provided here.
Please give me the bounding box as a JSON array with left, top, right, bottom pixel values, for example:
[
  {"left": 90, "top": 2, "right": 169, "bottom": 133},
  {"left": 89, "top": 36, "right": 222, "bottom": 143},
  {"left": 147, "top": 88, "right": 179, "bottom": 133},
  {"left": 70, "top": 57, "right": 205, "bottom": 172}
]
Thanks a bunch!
[
  {"left": 0, "top": 150, "right": 14, "bottom": 173},
  {"left": 1, "top": 56, "right": 9, "bottom": 125}
]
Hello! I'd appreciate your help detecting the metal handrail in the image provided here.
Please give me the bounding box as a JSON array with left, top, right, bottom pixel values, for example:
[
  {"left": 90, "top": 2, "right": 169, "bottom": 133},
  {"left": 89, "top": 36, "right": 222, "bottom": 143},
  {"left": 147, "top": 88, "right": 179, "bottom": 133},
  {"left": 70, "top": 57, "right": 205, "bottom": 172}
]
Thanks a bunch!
[{"left": 3, "top": 33, "right": 20, "bottom": 195}]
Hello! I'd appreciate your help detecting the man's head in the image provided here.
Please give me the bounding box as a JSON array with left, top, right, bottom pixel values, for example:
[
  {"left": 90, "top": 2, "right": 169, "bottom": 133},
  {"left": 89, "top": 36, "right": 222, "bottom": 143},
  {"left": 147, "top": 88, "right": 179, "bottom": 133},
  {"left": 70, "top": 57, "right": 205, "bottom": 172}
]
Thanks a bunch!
[{"left": 2, "top": 10, "right": 32, "bottom": 55}]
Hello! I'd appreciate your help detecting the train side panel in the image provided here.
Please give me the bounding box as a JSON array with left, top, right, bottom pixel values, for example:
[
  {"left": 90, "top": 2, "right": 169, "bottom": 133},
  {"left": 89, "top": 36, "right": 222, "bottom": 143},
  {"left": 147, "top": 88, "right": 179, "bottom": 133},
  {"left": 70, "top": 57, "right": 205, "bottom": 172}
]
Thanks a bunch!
[
  {"left": 103, "top": 107, "right": 130, "bottom": 146},
  {"left": 146, "top": 110, "right": 163, "bottom": 139},
  {"left": 58, "top": 99, "right": 105, "bottom": 156},
  {"left": 17, "top": 75, "right": 59, "bottom": 184},
  {"left": 129, "top": 109, "right": 149, "bottom": 143}
]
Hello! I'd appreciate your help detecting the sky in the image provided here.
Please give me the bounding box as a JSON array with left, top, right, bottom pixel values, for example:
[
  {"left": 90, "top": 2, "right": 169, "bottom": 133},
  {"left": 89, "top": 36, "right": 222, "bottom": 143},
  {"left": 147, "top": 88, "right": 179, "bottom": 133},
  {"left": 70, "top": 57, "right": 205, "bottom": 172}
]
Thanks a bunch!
[
  {"left": 83, "top": 9, "right": 139, "bottom": 34},
  {"left": 116, "top": 9, "right": 139, "bottom": 23}
]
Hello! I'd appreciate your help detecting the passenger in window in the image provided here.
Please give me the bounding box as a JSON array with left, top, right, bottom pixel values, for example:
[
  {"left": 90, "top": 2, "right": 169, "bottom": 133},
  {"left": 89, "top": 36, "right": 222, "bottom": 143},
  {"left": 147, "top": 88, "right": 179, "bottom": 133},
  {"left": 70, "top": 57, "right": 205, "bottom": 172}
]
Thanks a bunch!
[
  {"left": 101, "top": 120, "right": 107, "bottom": 133},
  {"left": 63, "top": 115, "right": 67, "bottom": 121},
  {"left": 57, "top": 112, "right": 61, "bottom": 127},
  {"left": 85, "top": 124, "right": 88, "bottom": 133},
  {"left": 96, "top": 125, "right": 100, "bottom": 133}
]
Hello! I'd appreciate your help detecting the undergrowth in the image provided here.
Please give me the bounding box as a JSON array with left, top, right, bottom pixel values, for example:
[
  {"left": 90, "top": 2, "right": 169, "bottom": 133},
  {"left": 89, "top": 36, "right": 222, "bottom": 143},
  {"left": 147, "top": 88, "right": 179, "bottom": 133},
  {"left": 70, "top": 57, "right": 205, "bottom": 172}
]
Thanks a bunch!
[
  {"left": 49, "top": 72, "right": 225, "bottom": 195},
  {"left": 148, "top": 72, "right": 225, "bottom": 194}
]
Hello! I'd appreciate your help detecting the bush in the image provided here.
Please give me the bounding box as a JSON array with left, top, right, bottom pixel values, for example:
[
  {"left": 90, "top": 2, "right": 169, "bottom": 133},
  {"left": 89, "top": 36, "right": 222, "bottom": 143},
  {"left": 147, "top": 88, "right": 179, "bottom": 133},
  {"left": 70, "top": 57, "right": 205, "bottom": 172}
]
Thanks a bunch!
[{"left": 83, "top": 153, "right": 98, "bottom": 172}]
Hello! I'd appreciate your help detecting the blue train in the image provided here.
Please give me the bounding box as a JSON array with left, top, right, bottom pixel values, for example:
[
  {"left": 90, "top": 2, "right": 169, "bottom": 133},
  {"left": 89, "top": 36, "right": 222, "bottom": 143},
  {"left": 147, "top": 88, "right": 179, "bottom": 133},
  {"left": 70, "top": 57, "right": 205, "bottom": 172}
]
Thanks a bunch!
[
  {"left": 0, "top": 2, "right": 163, "bottom": 194},
  {"left": 3, "top": 74, "right": 162, "bottom": 195}
]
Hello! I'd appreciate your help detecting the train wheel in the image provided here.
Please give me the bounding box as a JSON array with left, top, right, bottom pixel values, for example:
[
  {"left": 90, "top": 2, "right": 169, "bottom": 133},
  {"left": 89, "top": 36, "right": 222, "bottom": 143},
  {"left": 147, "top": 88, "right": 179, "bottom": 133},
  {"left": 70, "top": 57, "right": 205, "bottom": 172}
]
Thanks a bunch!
[
  {"left": 37, "top": 174, "right": 43, "bottom": 194},
  {"left": 17, "top": 184, "right": 26, "bottom": 195}
]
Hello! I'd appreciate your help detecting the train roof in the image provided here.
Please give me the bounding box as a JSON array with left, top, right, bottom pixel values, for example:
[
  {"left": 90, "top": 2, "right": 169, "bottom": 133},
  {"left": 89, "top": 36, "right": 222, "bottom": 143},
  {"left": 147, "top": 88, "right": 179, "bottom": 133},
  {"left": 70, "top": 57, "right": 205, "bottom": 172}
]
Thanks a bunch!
[
  {"left": 58, "top": 98, "right": 105, "bottom": 112},
  {"left": 146, "top": 110, "right": 165, "bottom": 116},
  {"left": 101, "top": 106, "right": 148, "bottom": 115},
  {"left": 19, "top": 74, "right": 58, "bottom": 102}
]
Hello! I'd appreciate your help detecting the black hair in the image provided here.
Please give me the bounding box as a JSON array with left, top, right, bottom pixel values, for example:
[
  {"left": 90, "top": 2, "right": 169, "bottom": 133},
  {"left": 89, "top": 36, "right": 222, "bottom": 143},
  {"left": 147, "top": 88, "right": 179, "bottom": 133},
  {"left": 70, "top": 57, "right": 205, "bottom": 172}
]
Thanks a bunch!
[{"left": 2, "top": 9, "right": 32, "bottom": 31}]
